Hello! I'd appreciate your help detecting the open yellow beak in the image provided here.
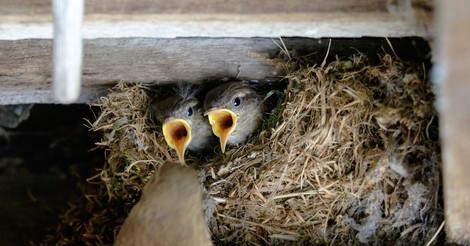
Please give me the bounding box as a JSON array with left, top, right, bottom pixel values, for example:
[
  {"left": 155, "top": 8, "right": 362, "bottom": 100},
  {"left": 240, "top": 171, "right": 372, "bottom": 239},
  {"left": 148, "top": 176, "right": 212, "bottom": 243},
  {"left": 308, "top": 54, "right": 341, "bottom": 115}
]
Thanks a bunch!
[
  {"left": 205, "top": 109, "right": 238, "bottom": 153},
  {"left": 162, "top": 118, "right": 191, "bottom": 165}
]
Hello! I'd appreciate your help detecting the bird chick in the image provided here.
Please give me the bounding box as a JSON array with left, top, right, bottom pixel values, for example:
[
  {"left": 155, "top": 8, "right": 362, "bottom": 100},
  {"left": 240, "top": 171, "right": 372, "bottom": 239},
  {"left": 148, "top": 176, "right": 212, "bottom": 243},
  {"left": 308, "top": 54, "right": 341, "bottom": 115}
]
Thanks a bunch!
[
  {"left": 149, "top": 84, "right": 214, "bottom": 164},
  {"left": 203, "top": 81, "right": 265, "bottom": 153},
  {"left": 115, "top": 161, "right": 213, "bottom": 246}
]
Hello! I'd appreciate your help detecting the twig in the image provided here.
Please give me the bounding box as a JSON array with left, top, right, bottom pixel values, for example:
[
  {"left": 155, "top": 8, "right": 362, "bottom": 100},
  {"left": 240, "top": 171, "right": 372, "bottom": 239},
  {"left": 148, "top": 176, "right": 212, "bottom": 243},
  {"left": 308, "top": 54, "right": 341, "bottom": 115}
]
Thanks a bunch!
[
  {"left": 272, "top": 37, "right": 291, "bottom": 59},
  {"left": 425, "top": 221, "right": 445, "bottom": 246},
  {"left": 269, "top": 234, "right": 298, "bottom": 241},
  {"left": 218, "top": 214, "right": 300, "bottom": 236},
  {"left": 321, "top": 39, "right": 332, "bottom": 68},
  {"left": 273, "top": 190, "right": 326, "bottom": 200},
  {"left": 385, "top": 37, "right": 398, "bottom": 57},
  {"left": 267, "top": 163, "right": 289, "bottom": 202}
]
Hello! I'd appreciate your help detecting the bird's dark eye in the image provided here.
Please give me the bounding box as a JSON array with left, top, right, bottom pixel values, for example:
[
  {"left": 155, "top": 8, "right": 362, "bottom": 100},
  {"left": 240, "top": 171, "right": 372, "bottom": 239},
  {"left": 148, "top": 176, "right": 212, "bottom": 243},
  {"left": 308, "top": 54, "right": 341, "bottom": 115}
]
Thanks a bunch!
[
  {"left": 187, "top": 107, "right": 194, "bottom": 117},
  {"left": 233, "top": 97, "right": 242, "bottom": 107}
]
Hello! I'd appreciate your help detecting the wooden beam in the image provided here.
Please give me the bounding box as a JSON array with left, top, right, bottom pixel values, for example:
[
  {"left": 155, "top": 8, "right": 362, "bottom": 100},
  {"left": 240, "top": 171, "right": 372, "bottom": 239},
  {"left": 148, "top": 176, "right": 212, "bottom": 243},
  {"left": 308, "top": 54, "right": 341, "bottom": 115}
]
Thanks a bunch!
[
  {"left": 0, "top": 37, "right": 430, "bottom": 104},
  {"left": 435, "top": 0, "right": 470, "bottom": 242},
  {"left": 0, "top": 0, "right": 430, "bottom": 39},
  {"left": 1, "top": 0, "right": 390, "bottom": 15}
]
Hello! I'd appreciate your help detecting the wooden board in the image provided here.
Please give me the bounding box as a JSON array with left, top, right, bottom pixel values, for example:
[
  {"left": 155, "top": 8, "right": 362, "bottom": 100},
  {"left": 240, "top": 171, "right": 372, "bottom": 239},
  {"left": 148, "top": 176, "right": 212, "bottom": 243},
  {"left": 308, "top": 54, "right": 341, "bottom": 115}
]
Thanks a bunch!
[
  {"left": 0, "top": 0, "right": 432, "bottom": 105},
  {"left": 435, "top": 0, "right": 470, "bottom": 242},
  {"left": 0, "top": 37, "right": 430, "bottom": 104},
  {"left": 0, "top": 0, "right": 429, "bottom": 39},
  {"left": 1, "top": 0, "right": 389, "bottom": 15}
]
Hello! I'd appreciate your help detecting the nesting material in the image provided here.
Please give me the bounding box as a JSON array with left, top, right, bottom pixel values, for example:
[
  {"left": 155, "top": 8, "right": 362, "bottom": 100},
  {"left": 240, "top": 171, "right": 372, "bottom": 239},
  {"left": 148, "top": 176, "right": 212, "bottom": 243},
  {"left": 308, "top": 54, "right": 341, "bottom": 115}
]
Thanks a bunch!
[
  {"left": 205, "top": 55, "right": 441, "bottom": 245},
  {"left": 42, "top": 54, "right": 442, "bottom": 245}
]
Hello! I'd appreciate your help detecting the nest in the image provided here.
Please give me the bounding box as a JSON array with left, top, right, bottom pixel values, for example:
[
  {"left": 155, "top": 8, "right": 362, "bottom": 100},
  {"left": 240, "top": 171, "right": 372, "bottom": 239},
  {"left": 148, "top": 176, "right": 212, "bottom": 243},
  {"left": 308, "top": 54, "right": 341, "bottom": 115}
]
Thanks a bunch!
[{"left": 42, "top": 53, "right": 443, "bottom": 245}]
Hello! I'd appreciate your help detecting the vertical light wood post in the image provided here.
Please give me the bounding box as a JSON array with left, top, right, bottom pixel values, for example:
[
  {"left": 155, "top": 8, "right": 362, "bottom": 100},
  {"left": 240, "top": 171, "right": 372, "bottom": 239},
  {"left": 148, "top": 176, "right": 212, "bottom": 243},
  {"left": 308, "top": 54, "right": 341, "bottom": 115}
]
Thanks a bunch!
[
  {"left": 52, "top": 0, "right": 84, "bottom": 103},
  {"left": 435, "top": 0, "right": 470, "bottom": 242}
]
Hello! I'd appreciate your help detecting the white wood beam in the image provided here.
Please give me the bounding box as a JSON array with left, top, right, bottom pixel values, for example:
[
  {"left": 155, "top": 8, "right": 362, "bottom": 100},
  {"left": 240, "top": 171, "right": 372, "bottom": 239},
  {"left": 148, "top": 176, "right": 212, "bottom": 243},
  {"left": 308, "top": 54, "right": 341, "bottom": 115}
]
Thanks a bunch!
[{"left": 52, "top": 0, "right": 84, "bottom": 103}]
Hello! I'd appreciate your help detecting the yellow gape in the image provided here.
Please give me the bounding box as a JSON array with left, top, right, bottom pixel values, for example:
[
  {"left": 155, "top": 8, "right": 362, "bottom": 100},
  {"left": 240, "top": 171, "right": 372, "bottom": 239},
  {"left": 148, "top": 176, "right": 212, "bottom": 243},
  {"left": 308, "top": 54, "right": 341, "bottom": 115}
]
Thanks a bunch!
[
  {"left": 205, "top": 109, "right": 238, "bottom": 153},
  {"left": 162, "top": 119, "right": 192, "bottom": 164}
]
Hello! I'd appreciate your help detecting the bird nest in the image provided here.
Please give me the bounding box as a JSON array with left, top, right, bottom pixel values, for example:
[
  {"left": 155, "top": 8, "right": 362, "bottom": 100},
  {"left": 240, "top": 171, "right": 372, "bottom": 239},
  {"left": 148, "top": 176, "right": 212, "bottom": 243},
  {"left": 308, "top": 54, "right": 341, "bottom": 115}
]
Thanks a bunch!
[{"left": 42, "top": 54, "right": 443, "bottom": 245}]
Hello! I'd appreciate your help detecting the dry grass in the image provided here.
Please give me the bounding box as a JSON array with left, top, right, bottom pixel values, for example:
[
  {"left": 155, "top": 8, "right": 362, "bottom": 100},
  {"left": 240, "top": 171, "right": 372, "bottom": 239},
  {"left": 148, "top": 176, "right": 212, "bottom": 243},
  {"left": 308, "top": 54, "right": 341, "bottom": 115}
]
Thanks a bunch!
[
  {"left": 204, "top": 54, "right": 441, "bottom": 245},
  {"left": 42, "top": 54, "right": 442, "bottom": 245}
]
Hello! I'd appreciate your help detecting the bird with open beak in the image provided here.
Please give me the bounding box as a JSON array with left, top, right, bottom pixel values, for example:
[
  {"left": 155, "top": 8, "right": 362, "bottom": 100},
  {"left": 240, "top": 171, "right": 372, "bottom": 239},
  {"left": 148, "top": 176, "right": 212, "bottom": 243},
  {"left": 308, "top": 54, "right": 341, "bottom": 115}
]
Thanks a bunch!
[
  {"left": 149, "top": 84, "right": 214, "bottom": 164},
  {"left": 203, "top": 81, "right": 265, "bottom": 153},
  {"left": 115, "top": 161, "right": 213, "bottom": 246}
]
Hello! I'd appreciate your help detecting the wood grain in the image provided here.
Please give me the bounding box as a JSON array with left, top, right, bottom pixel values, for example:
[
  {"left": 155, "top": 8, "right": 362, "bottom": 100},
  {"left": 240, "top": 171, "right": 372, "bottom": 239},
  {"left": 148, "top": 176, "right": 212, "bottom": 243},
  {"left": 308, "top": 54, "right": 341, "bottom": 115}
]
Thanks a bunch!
[
  {"left": 0, "top": 0, "right": 428, "bottom": 39},
  {"left": 435, "top": 0, "right": 470, "bottom": 242},
  {"left": 0, "top": 37, "right": 430, "bottom": 104},
  {"left": 1, "top": 0, "right": 389, "bottom": 16}
]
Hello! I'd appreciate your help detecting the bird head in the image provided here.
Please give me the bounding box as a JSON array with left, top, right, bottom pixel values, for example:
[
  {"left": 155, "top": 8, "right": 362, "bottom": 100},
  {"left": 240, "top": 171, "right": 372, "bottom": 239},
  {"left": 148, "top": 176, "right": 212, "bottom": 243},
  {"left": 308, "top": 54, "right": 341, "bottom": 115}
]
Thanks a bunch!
[
  {"left": 150, "top": 86, "right": 201, "bottom": 164},
  {"left": 204, "top": 82, "right": 261, "bottom": 153}
]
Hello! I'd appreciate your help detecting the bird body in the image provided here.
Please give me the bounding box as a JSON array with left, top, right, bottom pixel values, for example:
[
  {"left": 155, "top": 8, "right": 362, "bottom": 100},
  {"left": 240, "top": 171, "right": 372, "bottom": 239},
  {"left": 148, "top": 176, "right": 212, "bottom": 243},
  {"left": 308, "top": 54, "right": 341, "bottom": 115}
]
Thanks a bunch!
[
  {"left": 115, "top": 161, "right": 213, "bottom": 246},
  {"left": 149, "top": 84, "right": 215, "bottom": 164},
  {"left": 203, "top": 81, "right": 265, "bottom": 152}
]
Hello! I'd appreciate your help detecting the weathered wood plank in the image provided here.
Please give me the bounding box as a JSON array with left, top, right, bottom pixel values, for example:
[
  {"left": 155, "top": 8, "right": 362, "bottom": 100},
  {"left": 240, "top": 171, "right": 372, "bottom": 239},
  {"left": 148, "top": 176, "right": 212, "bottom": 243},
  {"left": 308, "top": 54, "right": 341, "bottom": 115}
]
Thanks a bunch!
[
  {"left": 0, "top": 0, "right": 429, "bottom": 39},
  {"left": 1, "top": 0, "right": 390, "bottom": 15},
  {"left": 1, "top": 15, "right": 429, "bottom": 40},
  {"left": 435, "top": 0, "right": 470, "bottom": 242},
  {"left": 0, "top": 37, "right": 430, "bottom": 104}
]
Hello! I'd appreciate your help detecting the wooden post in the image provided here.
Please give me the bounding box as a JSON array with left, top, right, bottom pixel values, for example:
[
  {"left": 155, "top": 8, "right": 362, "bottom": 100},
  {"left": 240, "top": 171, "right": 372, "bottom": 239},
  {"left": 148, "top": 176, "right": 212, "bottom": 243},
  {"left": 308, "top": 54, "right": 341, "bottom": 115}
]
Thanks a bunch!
[
  {"left": 52, "top": 0, "right": 84, "bottom": 103},
  {"left": 435, "top": 0, "right": 470, "bottom": 242}
]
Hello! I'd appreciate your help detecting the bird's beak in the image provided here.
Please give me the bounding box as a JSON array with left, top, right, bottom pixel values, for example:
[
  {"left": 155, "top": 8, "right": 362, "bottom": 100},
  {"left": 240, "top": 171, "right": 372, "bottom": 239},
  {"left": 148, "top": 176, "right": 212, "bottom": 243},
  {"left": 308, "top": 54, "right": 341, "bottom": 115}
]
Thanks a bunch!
[
  {"left": 204, "top": 109, "right": 237, "bottom": 153},
  {"left": 162, "top": 118, "right": 191, "bottom": 165}
]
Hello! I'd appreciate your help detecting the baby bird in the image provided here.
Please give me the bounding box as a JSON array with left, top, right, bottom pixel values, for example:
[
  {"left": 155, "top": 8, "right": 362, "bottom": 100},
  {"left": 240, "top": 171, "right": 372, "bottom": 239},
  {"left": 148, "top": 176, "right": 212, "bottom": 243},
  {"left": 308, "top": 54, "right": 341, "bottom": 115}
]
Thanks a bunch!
[
  {"left": 203, "top": 81, "right": 265, "bottom": 153},
  {"left": 115, "top": 161, "right": 213, "bottom": 246},
  {"left": 148, "top": 84, "right": 214, "bottom": 164}
]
